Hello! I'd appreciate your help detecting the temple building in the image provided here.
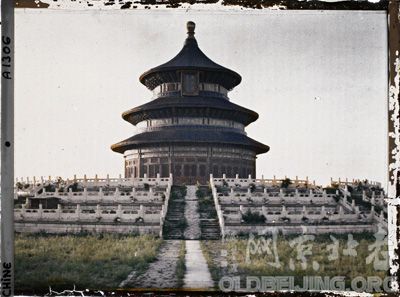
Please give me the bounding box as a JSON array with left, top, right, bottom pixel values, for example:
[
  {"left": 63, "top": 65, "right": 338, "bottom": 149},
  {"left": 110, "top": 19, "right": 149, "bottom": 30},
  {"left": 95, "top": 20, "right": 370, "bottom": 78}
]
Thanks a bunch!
[{"left": 111, "top": 21, "right": 269, "bottom": 184}]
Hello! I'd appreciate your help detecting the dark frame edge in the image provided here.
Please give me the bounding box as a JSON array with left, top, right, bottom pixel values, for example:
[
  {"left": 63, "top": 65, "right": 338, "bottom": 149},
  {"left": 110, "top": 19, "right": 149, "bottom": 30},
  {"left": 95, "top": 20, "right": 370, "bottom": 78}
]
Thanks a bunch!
[
  {"left": 8, "top": 0, "right": 400, "bottom": 296},
  {"left": 388, "top": 0, "right": 400, "bottom": 294},
  {"left": 1, "top": 0, "right": 15, "bottom": 297}
]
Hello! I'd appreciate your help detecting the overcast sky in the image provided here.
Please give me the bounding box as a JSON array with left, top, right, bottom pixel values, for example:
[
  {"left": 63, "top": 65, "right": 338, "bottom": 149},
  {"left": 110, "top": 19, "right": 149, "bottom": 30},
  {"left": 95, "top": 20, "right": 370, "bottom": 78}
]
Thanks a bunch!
[{"left": 14, "top": 9, "right": 388, "bottom": 187}]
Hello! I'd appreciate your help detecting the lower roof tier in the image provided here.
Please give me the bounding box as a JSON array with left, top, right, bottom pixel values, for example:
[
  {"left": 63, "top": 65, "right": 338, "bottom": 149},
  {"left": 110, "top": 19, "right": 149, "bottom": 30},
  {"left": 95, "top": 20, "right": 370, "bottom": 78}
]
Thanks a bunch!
[
  {"left": 111, "top": 127, "right": 269, "bottom": 155},
  {"left": 122, "top": 96, "right": 259, "bottom": 126}
]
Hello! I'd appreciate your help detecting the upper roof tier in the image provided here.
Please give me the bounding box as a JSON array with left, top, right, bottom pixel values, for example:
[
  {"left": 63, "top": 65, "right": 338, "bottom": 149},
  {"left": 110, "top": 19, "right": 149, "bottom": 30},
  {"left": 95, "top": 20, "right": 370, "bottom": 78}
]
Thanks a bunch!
[
  {"left": 122, "top": 95, "right": 259, "bottom": 126},
  {"left": 139, "top": 21, "right": 242, "bottom": 91}
]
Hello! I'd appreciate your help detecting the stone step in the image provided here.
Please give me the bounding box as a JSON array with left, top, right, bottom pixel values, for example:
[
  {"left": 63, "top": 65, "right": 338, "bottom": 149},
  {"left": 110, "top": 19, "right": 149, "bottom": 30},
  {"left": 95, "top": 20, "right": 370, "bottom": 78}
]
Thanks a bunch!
[
  {"left": 164, "top": 235, "right": 184, "bottom": 239},
  {"left": 201, "top": 222, "right": 219, "bottom": 226},
  {"left": 201, "top": 230, "right": 221, "bottom": 236},
  {"left": 163, "top": 188, "right": 187, "bottom": 239},
  {"left": 201, "top": 225, "right": 220, "bottom": 229},
  {"left": 200, "top": 235, "right": 221, "bottom": 240},
  {"left": 201, "top": 231, "right": 221, "bottom": 235},
  {"left": 196, "top": 191, "right": 222, "bottom": 240}
]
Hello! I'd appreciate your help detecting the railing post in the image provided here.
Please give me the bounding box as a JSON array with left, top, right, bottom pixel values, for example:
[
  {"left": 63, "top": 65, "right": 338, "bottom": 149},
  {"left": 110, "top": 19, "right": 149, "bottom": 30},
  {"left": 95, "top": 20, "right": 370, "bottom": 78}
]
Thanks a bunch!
[
  {"left": 99, "top": 187, "right": 104, "bottom": 202},
  {"left": 281, "top": 205, "right": 287, "bottom": 216},
  {"left": 57, "top": 204, "right": 62, "bottom": 220},
  {"left": 96, "top": 204, "right": 101, "bottom": 216},
  {"left": 279, "top": 188, "right": 284, "bottom": 199},
  {"left": 25, "top": 198, "right": 31, "bottom": 208},
  {"left": 38, "top": 203, "right": 43, "bottom": 220},
  {"left": 114, "top": 187, "right": 119, "bottom": 202},
  {"left": 321, "top": 205, "right": 326, "bottom": 217},
  {"left": 370, "top": 205, "right": 375, "bottom": 220},
  {"left": 139, "top": 205, "right": 145, "bottom": 217},
  {"left": 76, "top": 204, "right": 81, "bottom": 221},
  {"left": 21, "top": 204, "right": 26, "bottom": 219}
]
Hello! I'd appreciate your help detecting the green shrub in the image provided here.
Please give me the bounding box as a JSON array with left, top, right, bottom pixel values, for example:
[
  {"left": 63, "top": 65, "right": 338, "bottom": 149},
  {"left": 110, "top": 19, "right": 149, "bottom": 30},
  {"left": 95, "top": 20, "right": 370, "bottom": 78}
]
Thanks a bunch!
[
  {"left": 196, "top": 188, "right": 205, "bottom": 199},
  {"left": 249, "top": 183, "right": 256, "bottom": 193},
  {"left": 242, "top": 209, "right": 266, "bottom": 224},
  {"left": 281, "top": 178, "right": 292, "bottom": 188}
]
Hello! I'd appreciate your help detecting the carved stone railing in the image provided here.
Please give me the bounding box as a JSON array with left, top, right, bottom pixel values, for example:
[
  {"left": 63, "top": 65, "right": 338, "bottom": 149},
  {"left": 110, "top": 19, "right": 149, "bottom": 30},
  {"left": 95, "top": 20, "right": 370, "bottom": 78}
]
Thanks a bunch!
[
  {"left": 14, "top": 203, "right": 162, "bottom": 224},
  {"left": 159, "top": 175, "right": 172, "bottom": 237},
  {"left": 210, "top": 176, "right": 225, "bottom": 238},
  {"left": 210, "top": 174, "right": 316, "bottom": 189}
]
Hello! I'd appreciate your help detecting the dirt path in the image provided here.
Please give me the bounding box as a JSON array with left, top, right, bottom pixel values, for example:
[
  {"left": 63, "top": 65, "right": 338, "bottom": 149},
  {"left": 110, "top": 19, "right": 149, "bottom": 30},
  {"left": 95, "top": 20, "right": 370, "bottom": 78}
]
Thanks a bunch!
[{"left": 119, "top": 240, "right": 181, "bottom": 288}]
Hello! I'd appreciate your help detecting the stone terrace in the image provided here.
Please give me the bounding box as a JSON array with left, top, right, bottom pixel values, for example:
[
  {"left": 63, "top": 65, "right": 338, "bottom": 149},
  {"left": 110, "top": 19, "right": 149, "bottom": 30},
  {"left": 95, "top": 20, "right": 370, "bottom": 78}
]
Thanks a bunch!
[
  {"left": 14, "top": 174, "right": 172, "bottom": 236},
  {"left": 210, "top": 174, "right": 388, "bottom": 237}
]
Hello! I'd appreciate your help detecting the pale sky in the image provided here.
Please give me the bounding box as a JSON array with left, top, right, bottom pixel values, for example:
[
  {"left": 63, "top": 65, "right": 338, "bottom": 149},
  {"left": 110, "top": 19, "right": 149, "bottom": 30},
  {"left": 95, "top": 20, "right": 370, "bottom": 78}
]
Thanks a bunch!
[{"left": 15, "top": 9, "right": 388, "bottom": 187}]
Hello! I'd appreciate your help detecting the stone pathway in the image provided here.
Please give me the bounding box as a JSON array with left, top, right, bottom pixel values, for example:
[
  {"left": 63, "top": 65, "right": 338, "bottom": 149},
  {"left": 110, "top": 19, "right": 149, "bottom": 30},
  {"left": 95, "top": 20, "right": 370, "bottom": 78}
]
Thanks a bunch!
[
  {"left": 120, "top": 186, "right": 214, "bottom": 289},
  {"left": 184, "top": 185, "right": 201, "bottom": 240},
  {"left": 119, "top": 240, "right": 181, "bottom": 288},
  {"left": 183, "top": 240, "right": 214, "bottom": 289}
]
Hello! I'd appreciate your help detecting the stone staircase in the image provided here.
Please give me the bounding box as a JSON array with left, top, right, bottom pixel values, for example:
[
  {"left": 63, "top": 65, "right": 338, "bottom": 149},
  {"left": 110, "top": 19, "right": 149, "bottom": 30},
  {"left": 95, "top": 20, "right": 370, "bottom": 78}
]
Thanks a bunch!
[
  {"left": 163, "top": 186, "right": 187, "bottom": 239},
  {"left": 197, "top": 187, "right": 221, "bottom": 240},
  {"left": 200, "top": 219, "right": 221, "bottom": 240}
]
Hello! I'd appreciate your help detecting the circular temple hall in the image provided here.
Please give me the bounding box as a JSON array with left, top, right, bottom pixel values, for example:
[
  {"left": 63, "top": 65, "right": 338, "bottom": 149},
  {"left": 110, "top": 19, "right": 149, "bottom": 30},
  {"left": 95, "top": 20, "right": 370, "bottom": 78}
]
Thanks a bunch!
[{"left": 111, "top": 21, "right": 269, "bottom": 184}]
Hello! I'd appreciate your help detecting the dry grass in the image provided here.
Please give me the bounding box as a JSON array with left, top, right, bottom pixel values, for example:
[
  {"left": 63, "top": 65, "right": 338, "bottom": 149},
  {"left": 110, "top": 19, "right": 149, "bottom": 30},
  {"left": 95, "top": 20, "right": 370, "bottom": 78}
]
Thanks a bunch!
[
  {"left": 175, "top": 240, "right": 187, "bottom": 288},
  {"left": 201, "top": 233, "right": 388, "bottom": 288},
  {"left": 15, "top": 233, "right": 162, "bottom": 292}
]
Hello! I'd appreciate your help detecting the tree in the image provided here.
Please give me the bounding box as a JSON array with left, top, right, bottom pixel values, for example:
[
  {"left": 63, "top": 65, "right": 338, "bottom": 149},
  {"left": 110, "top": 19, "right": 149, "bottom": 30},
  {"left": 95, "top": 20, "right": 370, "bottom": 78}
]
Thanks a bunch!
[
  {"left": 16, "top": 182, "right": 23, "bottom": 190},
  {"left": 281, "top": 178, "right": 292, "bottom": 189}
]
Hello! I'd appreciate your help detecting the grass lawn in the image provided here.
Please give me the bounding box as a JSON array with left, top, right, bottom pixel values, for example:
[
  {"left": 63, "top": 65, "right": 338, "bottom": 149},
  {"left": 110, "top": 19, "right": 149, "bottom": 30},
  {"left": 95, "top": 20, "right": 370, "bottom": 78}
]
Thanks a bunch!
[
  {"left": 15, "top": 233, "right": 162, "bottom": 292},
  {"left": 201, "top": 233, "right": 389, "bottom": 289}
]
